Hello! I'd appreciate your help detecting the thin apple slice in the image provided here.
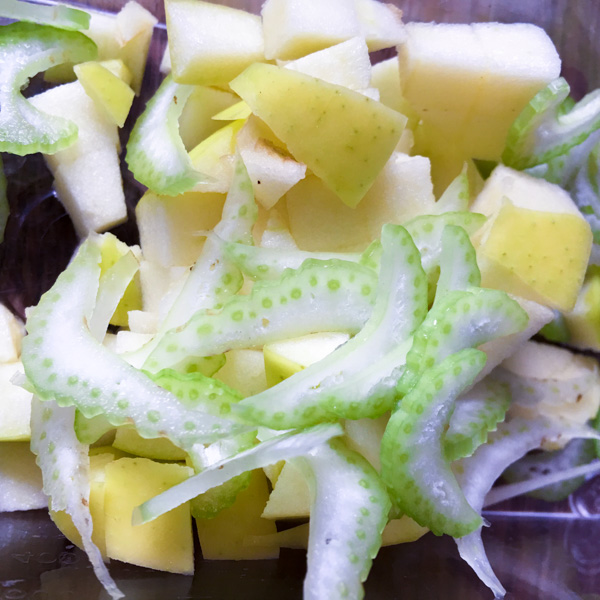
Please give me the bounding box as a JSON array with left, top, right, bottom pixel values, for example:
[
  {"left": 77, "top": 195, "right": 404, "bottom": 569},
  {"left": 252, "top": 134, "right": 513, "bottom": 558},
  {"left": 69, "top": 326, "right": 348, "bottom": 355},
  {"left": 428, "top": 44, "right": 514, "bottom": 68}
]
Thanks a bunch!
[{"left": 231, "top": 63, "right": 406, "bottom": 207}]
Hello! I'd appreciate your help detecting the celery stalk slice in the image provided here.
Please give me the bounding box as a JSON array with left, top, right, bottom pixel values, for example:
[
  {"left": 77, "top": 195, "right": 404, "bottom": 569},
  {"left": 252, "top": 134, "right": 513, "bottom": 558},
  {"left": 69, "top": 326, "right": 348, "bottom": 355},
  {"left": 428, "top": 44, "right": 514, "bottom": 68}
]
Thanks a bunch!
[
  {"left": 444, "top": 378, "right": 510, "bottom": 462},
  {"left": 126, "top": 74, "right": 211, "bottom": 196},
  {"left": 0, "top": 0, "right": 91, "bottom": 30},
  {"left": 0, "top": 22, "right": 97, "bottom": 155},
  {"left": 22, "top": 238, "right": 251, "bottom": 451},
  {"left": 503, "top": 77, "right": 600, "bottom": 170},
  {"left": 380, "top": 349, "right": 487, "bottom": 538},
  {"left": 30, "top": 399, "right": 122, "bottom": 599},
  {"left": 454, "top": 416, "right": 600, "bottom": 599},
  {"left": 133, "top": 423, "right": 344, "bottom": 525},
  {"left": 144, "top": 258, "right": 378, "bottom": 373},
  {"left": 294, "top": 439, "right": 391, "bottom": 600},
  {"left": 237, "top": 224, "right": 427, "bottom": 428}
]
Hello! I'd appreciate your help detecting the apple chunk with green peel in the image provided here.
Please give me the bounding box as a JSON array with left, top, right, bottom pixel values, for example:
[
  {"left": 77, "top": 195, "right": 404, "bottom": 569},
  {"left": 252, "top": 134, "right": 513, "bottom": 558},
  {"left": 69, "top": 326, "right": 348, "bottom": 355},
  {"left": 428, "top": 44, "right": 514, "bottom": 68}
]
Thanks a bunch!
[
  {"left": 29, "top": 81, "right": 126, "bottom": 237},
  {"left": 166, "top": 0, "right": 264, "bottom": 86},
  {"left": 231, "top": 63, "right": 407, "bottom": 207},
  {"left": 472, "top": 166, "right": 592, "bottom": 312},
  {"left": 399, "top": 22, "right": 560, "bottom": 161}
]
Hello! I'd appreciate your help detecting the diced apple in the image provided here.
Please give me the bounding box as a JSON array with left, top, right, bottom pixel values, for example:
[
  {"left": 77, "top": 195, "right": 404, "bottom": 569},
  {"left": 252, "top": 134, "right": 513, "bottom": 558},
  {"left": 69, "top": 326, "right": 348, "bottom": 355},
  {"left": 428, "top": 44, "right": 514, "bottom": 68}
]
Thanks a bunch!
[
  {"left": 399, "top": 22, "right": 561, "bottom": 160},
  {"left": 138, "top": 261, "right": 190, "bottom": 316},
  {"left": 30, "top": 81, "right": 126, "bottom": 237},
  {"left": 0, "top": 362, "right": 33, "bottom": 441},
  {"left": 112, "top": 428, "right": 187, "bottom": 461},
  {"left": 282, "top": 37, "right": 371, "bottom": 92},
  {"left": 0, "top": 303, "right": 25, "bottom": 363},
  {"left": 98, "top": 58, "right": 133, "bottom": 85},
  {"left": 258, "top": 204, "right": 298, "bottom": 249},
  {"left": 564, "top": 268, "right": 600, "bottom": 350},
  {"left": 472, "top": 166, "right": 592, "bottom": 311},
  {"left": 263, "top": 332, "right": 350, "bottom": 387},
  {"left": 371, "top": 56, "right": 414, "bottom": 117},
  {"left": 381, "top": 516, "right": 429, "bottom": 545},
  {"left": 231, "top": 63, "right": 406, "bottom": 207},
  {"left": 104, "top": 457, "right": 194, "bottom": 574},
  {"left": 178, "top": 86, "right": 239, "bottom": 150},
  {"left": 214, "top": 349, "right": 268, "bottom": 397},
  {"left": 74, "top": 61, "right": 135, "bottom": 128},
  {"left": 344, "top": 415, "right": 389, "bottom": 472},
  {"left": 261, "top": 0, "right": 361, "bottom": 60},
  {"left": 0, "top": 442, "right": 46, "bottom": 512},
  {"left": 196, "top": 469, "right": 279, "bottom": 560},
  {"left": 166, "top": 0, "right": 264, "bottom": 86},
  {"left": 354, "top": 0, "right": 405, "bottom": 52},
  {"left": 286, "top": 153, "right": 435, "bottom": 251},
  {"left": 262, "top": 461, "right": 310, "bottom": 519},
  {"left": 136, "top": 190, "right": 226, "bottom": 267}
]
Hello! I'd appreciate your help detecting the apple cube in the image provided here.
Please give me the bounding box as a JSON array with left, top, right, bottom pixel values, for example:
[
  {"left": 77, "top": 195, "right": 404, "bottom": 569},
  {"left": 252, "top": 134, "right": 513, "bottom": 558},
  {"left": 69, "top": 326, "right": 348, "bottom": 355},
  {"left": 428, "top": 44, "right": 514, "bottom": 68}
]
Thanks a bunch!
[
  {"left": 104, "top": 457, "right": 194, "bottom": 574},
  {"left": 230, "top": 63, "right": 406, "bottom": 207},
  {"left": 286, "top": 153, "right": 435, "bottom": 251},
  {"left": 564, "top": 268, "right": 600, "bottom": 350},
  {"left": 0, "top": 303, "right": 25, "bottom": 363},
  {"left": 30, "top": 81, "right": 126, "bottom": 237},
  {"left": 196, "top": 469, "right": 279, "bottom": 560},
  {"left": 354, "top": 0, "right": 406, "bottom": 51},
  {"left": 112, "top": 427, "right": 187, "bottom": 461},
  {"left": 166, "top": 0, "right": 264, "bottom": 86},
  {"left": 261, "top": 0, "right": 361, "bottom": 60},
  {"left": 0, "top": 362, "right": 33, "bottom": 441},
  {"left": 136, "top": 190, "right": 225, "bottom": 267},
  {"left": 0, "top": 442, "right": 46, "bottom": 512},
  {"left": 214, "top": 349, "right": 269, "bottom": 397},
  {"left": 262, "top": 461, "right": 310, "bottom": 519},
  {"left": 74, "top": 61, "right": 135, "bottom": 128},
  {"left": 399, "top": 22, "right": 560, "bottom": 160},
  {"left": 472, "top": 166, "right": 592, "bottom": 311},
  {"left": 263, "top": 332, "right": 350, "bottom": 387}
]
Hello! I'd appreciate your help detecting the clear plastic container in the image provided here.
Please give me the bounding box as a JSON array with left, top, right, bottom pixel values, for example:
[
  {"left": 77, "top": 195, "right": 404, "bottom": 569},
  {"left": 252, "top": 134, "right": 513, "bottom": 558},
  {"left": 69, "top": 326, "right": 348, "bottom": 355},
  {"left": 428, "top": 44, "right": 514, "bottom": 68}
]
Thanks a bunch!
[{"left": 1, "top": 1, "right": 600, "bottom": 598}]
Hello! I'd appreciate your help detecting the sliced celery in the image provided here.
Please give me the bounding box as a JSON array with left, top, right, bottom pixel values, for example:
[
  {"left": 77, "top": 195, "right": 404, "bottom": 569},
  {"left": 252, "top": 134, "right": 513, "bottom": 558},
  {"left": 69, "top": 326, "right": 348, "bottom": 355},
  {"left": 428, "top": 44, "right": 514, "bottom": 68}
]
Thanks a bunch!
[{"left": 0, "top": 0, "right": 90, "bottom": 30}]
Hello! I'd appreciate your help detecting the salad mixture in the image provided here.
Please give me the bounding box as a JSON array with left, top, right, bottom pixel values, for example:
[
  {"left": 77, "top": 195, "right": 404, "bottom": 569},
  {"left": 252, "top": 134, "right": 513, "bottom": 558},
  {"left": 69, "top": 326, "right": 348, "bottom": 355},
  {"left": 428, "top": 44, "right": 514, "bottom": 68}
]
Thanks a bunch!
[{"left": 2, "top": 0, "right": 600, "bottom": 598}]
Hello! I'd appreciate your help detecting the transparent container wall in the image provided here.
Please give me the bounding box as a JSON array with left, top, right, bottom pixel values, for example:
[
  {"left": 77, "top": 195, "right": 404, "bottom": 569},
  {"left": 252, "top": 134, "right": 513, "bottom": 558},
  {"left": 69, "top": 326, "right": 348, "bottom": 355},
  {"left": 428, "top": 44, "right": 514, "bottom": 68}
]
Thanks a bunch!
[{"left": 2, "top": 1, "right": 600, "bottom": 599}]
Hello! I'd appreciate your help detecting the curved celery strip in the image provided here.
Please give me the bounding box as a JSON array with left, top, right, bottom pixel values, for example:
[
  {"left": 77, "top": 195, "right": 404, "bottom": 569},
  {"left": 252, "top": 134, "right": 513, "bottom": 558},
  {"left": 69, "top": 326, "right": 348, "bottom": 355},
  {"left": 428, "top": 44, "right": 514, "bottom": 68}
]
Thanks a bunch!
[
  {"left": 0, "top": 0, "right": 90, "bottom": 30},
  {"left": 133, "top": 423, "right": 344, "bottom": 525},
  {"left": 399, "top": 288, "right": 529, "bottom": 396},
  {"left": 435, "top": 225, "right": 481, "bottom": 301},
  {"left": 501, "top": 438, "right": 596, "bottom": 502},
  {"left": 444, "top": 379, "right": 510, "bottom": 462},
  {"left": 237, "top": 224, "right": 427, "bottom": 429},
  {"left": 572, "top": 139, "right": 600, "bottom": 250},
  {"left": 380, "top": 349, "right": 487, "bottom": 538},
  {"left": 502, "top": 77, "right": 600, "bottom": 170},
  {"left": 126, "top": 75, "right": 210, "bottom": 196},
  {"left": 293, "top": 438, "right": 391, "bottom": 600},
  {"left": 0, "top": 156, "right": 7, "bottom": 243},
  {"left": 144, "top": 258, "right": 378, "bottom": 373},
  {"left": 454, "top": 416, "right": 587, "bottom": 599},
  {"left": 30, "top": 399, "right": 123, "bottom": 599},
  {"left": 213, "top": 151, "right": 257, "bottom": 246},
  {"left": 73, "top": 410, "right": 114, "bottom": 444},
  {"left": 0, "top": 22, "right": 97, "bottom": 155},
  {"left": 212, "top": 233, "right": 363, "bottom": 281},
  {"left": 21, "top": 239, "right": 251, "bottom": 452}
]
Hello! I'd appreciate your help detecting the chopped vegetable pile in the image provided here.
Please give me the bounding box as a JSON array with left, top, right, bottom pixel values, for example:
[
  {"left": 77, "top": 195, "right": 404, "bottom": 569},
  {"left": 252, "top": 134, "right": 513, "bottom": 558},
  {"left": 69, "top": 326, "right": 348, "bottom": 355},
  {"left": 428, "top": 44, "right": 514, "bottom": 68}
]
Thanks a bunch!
[{"left": 2, "top": 1, "right": 600, "bottom": 599}]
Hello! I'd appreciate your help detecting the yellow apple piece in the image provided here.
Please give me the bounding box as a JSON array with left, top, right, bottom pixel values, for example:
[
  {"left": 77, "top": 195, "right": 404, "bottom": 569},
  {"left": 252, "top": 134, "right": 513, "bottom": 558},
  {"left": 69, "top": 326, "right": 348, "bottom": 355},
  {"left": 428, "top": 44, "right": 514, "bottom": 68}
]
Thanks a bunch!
[
  {"left": 136, "top": 190, "right": 226, "bottom": 267},
  {"left": 50, "top": 451, "right": 115, "bottom": 555},
  {"left": 399, "top": 22, "right": 560, "bottom": 160},
  {"left": 112, "top": 428, "right": 187, "bottom": 461},
  {"left": 472, "top": 166, "right": 592, "bottom": 311},
  {"left": 104, "top": 457, "right": 194, "bottom": 574},
  {"left": 74, "top": 61, "right": 135, "bottom": 128},
  {"left": 286, "top": 154, "right": 435, "bottom": 251},
  {"left": 166, "top": 0, "right": 264, "bottom": 86},
  {"left": 30, "top": 81, "right": 126, "bottom": 237},
  {"left": 98, "top": 58, "right": 133, "bottom": 85},
  {"left": 564, "top": 268, "right": 600, "bottom": 350},
  {"left": 381, "top": 516, "right": 429, "bottom": 545},
  {"left": 98, "top": 233, "right": 142, "bottom": 328},
  {"left": 214, "top": 349, "right": 269, "bottom": 397},
  {"left": 0, "top": 442, "right": 46, "bottom": 512},
  {"left": 261, "top": 0, "right": 361, "bottom": 60},
  {"left": 230, "top": 63, "right": 406, "bottom": 207},
  {"left": 263, "top": 332, "right": 350, "bottom": 387},
  {"left": 262, "top": 461, "right": 311, "bottom": 519},
  {"left": 212, "top": 100, "right": 253, "bottom": 122},
  {"left": 196, "top": 469, "right": 279, "bottom": 560},
  {"left": 0, "top": 362, "right": 33, "bottom": 441},
  {"left": 354, "top": 0, "right": 405, "bottom": 52},
  {"left": 178, "top": 86, "right": 239, "bottom": 150},
  {"left": 0, "top": 303, "right": 25, "bottom": 363}
]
